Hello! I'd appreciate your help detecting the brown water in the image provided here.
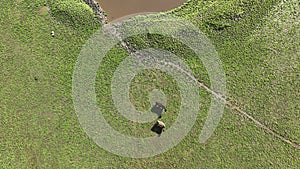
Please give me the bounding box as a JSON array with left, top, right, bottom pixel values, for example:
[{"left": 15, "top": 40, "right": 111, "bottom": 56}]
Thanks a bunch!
[{"left": 97, "top": 0, "right": 187, "bottom": 21}]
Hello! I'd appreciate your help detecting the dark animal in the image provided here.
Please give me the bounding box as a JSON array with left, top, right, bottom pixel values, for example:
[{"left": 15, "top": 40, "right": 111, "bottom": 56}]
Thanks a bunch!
[
  {"left": 151, "top": 102, "right": 167, "bottom": 118},
  {"left": 151, "top": 120, "right": 165, "bottom": 136}
]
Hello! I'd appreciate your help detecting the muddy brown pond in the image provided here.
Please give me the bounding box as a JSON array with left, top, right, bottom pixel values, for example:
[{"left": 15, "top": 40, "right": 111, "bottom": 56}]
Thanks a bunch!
[{"left": 97, "top": 0, "right": 187, "bottom": 21}]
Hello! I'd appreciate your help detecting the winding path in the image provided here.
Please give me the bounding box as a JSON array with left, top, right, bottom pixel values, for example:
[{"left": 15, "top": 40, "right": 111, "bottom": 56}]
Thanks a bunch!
[{"left": 84, "top": 0, "right": 300, "bottom": 149}]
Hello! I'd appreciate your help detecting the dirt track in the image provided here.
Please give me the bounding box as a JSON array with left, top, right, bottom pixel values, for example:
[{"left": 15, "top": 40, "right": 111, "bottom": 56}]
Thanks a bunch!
[{"left": 84, "top": 0, "right": 300, "bottom": 149}]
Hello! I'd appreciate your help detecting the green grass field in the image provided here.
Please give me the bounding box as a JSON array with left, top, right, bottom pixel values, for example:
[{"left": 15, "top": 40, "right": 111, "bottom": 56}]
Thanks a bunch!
[{"left": 0, "top": 0, "right": 299, "bottom": 168}]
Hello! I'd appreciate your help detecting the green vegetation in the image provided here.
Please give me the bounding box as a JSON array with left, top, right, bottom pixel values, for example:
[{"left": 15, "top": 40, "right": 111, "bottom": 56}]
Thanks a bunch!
[
  {"left": 48, "top": 0, "right": 98, "bottom": 30},
  {"left": 0, "top": 0, "right": 299, "bottom": 168},
  {"left": 172, "top": 0, "right": 300, "bottom": 143}
]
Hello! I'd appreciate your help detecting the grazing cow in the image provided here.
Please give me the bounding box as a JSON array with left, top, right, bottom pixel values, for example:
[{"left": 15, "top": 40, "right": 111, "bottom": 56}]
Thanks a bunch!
[
  {"left": 151, "top": 120, "right": 166, "bottom": 136},
  {"left": 151, "top": 102, "right": 167, "bottom": 118}
]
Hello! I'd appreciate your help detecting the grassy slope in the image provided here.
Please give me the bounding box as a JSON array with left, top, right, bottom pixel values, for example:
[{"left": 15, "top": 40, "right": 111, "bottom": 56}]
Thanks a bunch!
[
  {"left": 0, "top": 0, "right": 299, "bottom": 168},
  {"left": 173, "top": 0, "right": 299, "bottom": 143},
  {"left": 245, "top": 0, "right": 299, "bottom": 143}
]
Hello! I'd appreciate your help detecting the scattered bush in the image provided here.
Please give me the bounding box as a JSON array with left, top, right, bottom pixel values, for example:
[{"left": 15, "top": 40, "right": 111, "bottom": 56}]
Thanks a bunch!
[{"left": 49, "top": 0, "right": 99, "bottom": 29}]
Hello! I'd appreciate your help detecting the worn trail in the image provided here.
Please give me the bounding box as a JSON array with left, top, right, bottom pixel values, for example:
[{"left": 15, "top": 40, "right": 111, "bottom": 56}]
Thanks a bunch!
[{"left": 85, "top": 0, "right": 300, "bottom": 149}]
